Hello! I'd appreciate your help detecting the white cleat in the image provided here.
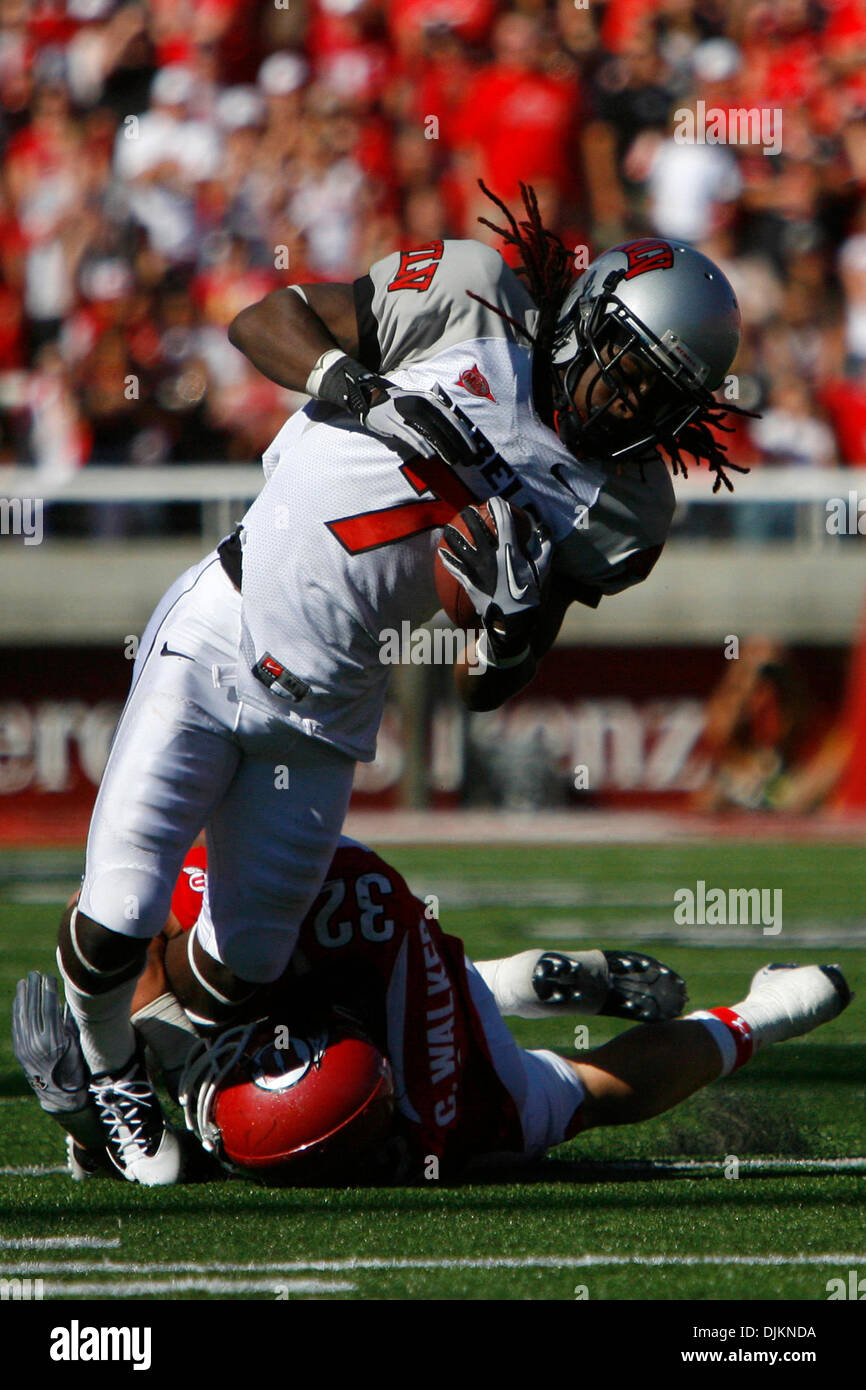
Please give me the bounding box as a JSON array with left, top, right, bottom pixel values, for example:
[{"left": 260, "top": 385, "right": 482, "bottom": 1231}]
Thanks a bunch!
[
  {"left": 741, "top": 963, "right": 852, "bottom": 1045},
  {"left": 89, "top": 1054, "right": 182, "bottom": 1186}
]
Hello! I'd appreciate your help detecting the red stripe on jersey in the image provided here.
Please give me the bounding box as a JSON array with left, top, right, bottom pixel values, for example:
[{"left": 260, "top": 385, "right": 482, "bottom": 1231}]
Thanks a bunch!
[
  {"left": 402, "top": 455, "right": 478, "bottom": 513},
  {"left": 326, "top": 497, "right": 456, "bottom": 554},
  {"left": 707, "top": 1006, "right": 754, "bottom": 1070},
  {"left": 399, "top": 462, "right": 432, "bottom": 496}
]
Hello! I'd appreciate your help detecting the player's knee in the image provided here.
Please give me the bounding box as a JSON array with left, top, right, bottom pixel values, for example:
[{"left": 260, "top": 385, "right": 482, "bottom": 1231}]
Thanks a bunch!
[
  {"left": 167, "top": 927, "right": 262, "bottom": 1028},
  {"left": 571, "top": 1060, "right": 641, "bottom": 1129},
  {"left": 58, "top": 906, "right": 148, "bottom": 994},
  {"left": 576, "top": 1090, "right": 625, "bottom": 1131},
  {"left": 79, "top": 864, "right": 173, "bottom": 939},
  {"left": 218, "top": 930, "right": 294, "bottom": 985},
  {"left": 208, "top": 911, "right": 296, "bottom": 989},
  {"left": 192, "top": 932, "right": 259, "bottom": 1004}
]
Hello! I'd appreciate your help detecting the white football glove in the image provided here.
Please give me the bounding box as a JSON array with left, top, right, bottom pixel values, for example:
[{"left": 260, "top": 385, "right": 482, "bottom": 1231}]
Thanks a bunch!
[{"left": 438, "top": 495, "right": 552, "bottom": 665}]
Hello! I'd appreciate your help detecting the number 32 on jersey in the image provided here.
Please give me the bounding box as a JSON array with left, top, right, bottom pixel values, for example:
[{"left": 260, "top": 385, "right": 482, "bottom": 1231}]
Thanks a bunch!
[{"left": 313, "top": 873, "right": 395, "bottom": 947}]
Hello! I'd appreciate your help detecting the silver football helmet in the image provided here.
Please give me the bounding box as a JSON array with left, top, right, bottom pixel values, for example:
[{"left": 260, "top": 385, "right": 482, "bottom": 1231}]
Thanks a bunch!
[{"left": 552, "top": 239, "right": 741, "bottom": 460}]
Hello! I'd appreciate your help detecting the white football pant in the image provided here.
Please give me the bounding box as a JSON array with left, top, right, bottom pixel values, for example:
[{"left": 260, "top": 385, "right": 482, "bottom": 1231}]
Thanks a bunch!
[{"left": 78, "top": 554, "right": 356, "bottom": 982}]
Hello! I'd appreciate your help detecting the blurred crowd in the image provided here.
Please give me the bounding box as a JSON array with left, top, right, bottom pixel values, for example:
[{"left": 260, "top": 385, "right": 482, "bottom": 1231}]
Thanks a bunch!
[{"left": 5, "top": 0, "right": 866, "bottom": 481}]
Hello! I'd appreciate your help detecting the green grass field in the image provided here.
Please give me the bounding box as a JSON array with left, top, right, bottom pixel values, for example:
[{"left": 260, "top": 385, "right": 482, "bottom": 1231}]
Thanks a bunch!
[{"left": 1, "top": 840, "right": 864, "bottom": 1301}]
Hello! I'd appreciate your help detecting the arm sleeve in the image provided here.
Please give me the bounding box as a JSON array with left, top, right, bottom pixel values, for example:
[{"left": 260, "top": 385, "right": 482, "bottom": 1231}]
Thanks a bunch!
[{"left": 353, "top": 238, "right": 538, "bottom": 374}]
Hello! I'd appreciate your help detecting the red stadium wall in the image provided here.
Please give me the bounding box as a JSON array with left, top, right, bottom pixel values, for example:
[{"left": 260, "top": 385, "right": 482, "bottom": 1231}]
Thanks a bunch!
[{"left": 0, "top": 644, "right": 848, "bottom": 844}]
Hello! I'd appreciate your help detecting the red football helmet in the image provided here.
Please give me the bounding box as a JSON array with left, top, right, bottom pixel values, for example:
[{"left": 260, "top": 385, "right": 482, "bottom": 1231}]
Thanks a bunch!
[{"left": 179, "top": 1014, "right": 395, "bottom": 1181}]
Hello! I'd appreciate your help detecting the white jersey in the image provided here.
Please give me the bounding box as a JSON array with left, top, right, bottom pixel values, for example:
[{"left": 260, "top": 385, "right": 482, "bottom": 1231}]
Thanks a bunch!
[{"left": 236, "top": 239, "right": 675, "bottom": 762}]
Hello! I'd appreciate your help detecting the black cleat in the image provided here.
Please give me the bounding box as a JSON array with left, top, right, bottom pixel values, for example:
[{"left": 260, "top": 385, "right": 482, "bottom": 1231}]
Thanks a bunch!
[
  {"left": 89, "top": 1051, "right": 182, "bottom": 1186},
  {"left": 532, "top": 949, "right": 687, "bottom": 1023}
]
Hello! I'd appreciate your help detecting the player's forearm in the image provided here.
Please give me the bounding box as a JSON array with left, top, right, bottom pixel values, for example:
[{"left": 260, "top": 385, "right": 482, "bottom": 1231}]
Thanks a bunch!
[
  {"left": 453, "top": 578, "right": 572, "bottom": 711},
  {"left": 227, "top": 285, "right": 359, "bottom": 392},
  {"left": 454, "top": 648, "right": 536, "bottom": 711}
]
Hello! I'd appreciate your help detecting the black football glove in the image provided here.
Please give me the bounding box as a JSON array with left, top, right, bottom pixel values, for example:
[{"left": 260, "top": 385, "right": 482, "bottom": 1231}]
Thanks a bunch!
[
  {"left": 438, "top": 496, "right": 552, "bottom": 666},
  {"left": 318, "top": 354, "right": 479, "bottom": 470}
]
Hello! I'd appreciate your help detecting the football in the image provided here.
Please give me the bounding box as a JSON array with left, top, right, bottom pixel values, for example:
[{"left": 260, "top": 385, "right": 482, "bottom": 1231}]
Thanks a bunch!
[{"left": 435, "top": 500, "right": 534, "bottom": 627}]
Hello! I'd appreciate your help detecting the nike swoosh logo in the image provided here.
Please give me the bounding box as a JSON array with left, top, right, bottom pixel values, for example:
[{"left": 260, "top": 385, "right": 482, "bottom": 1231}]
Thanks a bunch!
[
  {"left": 160, "top": 643, "right": 193, "bottom": 661},
  {"left": 505, "top": 546, "right": 529, "bottom": 603}
]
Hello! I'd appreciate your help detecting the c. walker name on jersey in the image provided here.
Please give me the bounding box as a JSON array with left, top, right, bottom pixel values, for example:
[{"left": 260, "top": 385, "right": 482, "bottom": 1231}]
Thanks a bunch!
[
  {"left": 420, "top": 920, "right": 459, "bottom": 1123},
  {"left": 387, "top": 241, "right": 445, "bottom": 293}
]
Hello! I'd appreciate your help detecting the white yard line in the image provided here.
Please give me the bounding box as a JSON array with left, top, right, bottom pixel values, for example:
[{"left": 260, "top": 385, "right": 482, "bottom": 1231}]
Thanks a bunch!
[
  {"left": 2, "top": 1155, "right": 863, "bottom": 1181},
  {"left": 528, "top": 920, "right": 866, "bottom": 945},
  {"left": 0, "top": 1166, "right": 66, "bottom": 1176},
  {"left": 36, "top": 1278, "right": 355, "bottom": 1297},
  {"left": 601, "top": 1157, "right": 866, "bottom": 1173},
  {"left": 2, "top": 1254, "right": 865, "bottom": 1276},
  {"left": 0, "top": 1237, "right": 122, "bottom": 1250}
]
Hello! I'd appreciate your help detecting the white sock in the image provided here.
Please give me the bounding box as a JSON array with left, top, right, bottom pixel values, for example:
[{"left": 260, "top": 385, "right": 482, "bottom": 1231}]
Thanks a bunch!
[
  {"left": 686, "top": 964, "right": 844, "bottom": 1078},
  {"left": 132, "top": 992, "right": 200, "bottom": 1074},
  {"left": 694, "top": 995, "right": 790, "bottom": 1070},
  {"left": 59, "top": 963, "right": 138, "bottom": 1076},
  {"left": 475, "top": 951, "right": 549, "bottom": 1018}
]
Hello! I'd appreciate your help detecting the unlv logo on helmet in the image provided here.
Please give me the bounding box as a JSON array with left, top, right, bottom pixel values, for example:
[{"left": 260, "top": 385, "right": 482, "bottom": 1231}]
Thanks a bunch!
[
  {"left": 250, "top": 1034, "right": 324, "bottom": 1092},
  {"left": 618, "top": 240, "right": 675, "bottom": 279},
  {"left": 181, "top": 864, "right": 206, "bottom": 894}
]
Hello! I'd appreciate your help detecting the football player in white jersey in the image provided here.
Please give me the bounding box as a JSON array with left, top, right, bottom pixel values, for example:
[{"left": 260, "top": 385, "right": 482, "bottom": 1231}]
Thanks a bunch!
[{"left": 56, "top": 186, "right": 753, "bottom": 1185}]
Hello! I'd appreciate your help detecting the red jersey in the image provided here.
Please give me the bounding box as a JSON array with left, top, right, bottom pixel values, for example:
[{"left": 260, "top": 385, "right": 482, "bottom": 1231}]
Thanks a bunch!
[{"left": 170, "top": 838, "right": 523, "bottom": 1173}]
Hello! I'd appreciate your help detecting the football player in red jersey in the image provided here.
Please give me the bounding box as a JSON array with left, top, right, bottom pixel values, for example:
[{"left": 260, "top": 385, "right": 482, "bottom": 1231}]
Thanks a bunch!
[{"left": 16, "top": 840, "right": 850, "bottom": 1183}]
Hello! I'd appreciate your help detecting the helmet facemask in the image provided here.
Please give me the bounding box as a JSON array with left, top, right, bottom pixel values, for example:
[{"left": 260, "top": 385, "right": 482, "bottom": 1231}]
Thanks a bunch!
[{"left": 553, "top": 271, "right": 717, "bottom": 462}]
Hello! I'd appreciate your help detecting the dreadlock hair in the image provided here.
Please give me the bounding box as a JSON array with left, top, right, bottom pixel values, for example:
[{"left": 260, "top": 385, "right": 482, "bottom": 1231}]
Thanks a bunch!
[
  {"left": 660, "top": 408, "right": 753, "bottom": 494},
  {"left": 467, "top": 180, "right": 756, "bottom": 492},
  {"left": 468, "top": 180, "right": 575, "bottom": 369}
]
